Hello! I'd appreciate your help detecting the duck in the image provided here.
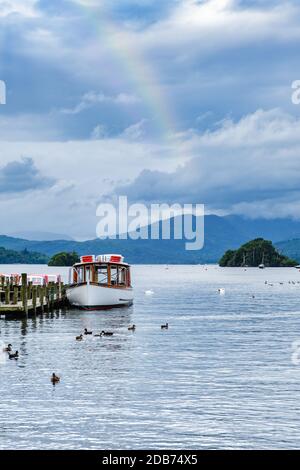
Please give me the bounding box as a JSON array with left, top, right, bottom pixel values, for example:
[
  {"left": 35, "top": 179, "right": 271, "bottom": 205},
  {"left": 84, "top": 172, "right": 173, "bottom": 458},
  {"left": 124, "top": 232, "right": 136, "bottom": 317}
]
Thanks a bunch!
[
  {"left": 84, "top": 328, "right": 93, "bottom": 335},
  {"left": 161, "top": 323, "right": 169, "bottom": 330},
  {"left": 51, "top": 373, "right": 60, "bottom": 384},
  {"left": 76, "top": 334, "right": 83, "bottom": 341},
  {"left": 8, "top": 351, "right": 19, "bottom": 359},
  {"left": 3, "top": 343, "right": 12, "bottom": 352},
  {"left": 128, "top": 325, "right": 136, "bottom": 331},
  {"left": 101, "top": 330, "right": 114, "bottom": 336},
  {"left": 94, "top": 332, "right": 102, "bottom": 337}
]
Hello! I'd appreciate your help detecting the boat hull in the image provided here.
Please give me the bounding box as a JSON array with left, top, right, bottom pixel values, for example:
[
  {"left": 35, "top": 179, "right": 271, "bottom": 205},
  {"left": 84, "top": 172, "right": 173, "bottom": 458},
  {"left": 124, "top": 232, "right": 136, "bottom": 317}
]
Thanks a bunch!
[{"left": 66, "top": 283, "right": 133, "bottom": 310}]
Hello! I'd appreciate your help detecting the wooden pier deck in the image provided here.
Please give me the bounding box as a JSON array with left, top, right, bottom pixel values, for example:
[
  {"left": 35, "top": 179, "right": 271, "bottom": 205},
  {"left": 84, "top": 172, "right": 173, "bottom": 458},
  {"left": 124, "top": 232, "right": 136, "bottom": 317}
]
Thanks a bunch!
[{"left": 0, "top": 273, "right": 68, "bottom": 318}]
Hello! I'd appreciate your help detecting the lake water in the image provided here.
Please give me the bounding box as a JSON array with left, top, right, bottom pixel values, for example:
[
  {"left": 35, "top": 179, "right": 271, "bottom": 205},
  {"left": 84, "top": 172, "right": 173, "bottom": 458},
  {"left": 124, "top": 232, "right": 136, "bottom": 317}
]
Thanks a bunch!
[{"left": 1, "top": 264, "right": 300, "bottom": 450}]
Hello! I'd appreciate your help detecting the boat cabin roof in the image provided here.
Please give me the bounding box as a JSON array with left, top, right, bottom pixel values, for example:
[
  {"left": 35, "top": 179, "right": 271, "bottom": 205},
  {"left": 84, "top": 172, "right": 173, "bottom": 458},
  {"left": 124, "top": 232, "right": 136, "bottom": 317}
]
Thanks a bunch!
[{"left": 74, "top": 254, "right": 130, "bottom": 268}]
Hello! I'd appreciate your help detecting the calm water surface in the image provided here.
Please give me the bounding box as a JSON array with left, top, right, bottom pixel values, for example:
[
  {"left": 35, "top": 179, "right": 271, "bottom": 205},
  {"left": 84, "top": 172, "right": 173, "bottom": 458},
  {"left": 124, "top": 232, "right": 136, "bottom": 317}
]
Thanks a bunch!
[{"left": 1, "top": 264, "right": 300, "bottom": 449}]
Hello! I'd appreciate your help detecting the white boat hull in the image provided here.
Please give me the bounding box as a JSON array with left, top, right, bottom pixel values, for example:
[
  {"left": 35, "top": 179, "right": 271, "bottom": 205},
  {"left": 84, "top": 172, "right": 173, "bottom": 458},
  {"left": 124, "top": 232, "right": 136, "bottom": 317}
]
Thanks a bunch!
[{"left": 66, "top": 283, "right": 134, "bottom": 309}]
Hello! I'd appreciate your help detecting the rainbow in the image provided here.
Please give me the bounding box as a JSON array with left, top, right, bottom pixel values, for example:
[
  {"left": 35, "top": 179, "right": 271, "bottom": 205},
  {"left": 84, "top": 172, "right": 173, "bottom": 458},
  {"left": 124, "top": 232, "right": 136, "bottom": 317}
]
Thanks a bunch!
[{"left": 75, "top": 2, "right": 176, "bottom": 138}]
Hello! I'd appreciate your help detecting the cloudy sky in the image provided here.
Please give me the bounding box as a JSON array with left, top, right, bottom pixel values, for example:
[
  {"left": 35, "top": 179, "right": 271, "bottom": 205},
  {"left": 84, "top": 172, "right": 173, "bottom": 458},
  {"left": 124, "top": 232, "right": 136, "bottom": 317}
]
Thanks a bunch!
[{"left": 1, "top": 0, "right": 300, "bottom": 239}]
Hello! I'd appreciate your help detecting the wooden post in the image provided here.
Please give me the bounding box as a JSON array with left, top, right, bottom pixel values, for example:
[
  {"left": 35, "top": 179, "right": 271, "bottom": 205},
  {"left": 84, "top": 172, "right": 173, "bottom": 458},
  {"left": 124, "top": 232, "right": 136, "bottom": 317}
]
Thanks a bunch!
[
  {"left": 13, "top": 286, "right": 18, "bottom": 305},
  {"left": 5, "top": 285, "right": 10, "bottom": 305},
  {"left": 40, "top": 287, "right": 44, "bottom": 313},
  {"left": 28, "top": 282, "right": 32, "bottom": 302},
  {"left": 46, "top": 286, "right": 50, "bottom": 311},
  {"left": 107, "top": 264, "right": 111, "bottom": 286},
  {"left": 21, "top": 273, "right": 28, "bottom": 317},
  {"left": 50, "top": 284, "right": 54, "bottom": 309},
  {"left": 32, "top": 287, "right": 37, "bottom": 315}
]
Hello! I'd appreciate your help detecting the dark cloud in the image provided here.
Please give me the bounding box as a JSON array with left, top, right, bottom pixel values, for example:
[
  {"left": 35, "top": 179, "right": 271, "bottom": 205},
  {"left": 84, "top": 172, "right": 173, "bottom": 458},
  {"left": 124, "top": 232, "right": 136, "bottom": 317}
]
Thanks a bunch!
[
  {"left": 0, "top": 157, "right": 55, "bottom": 193},
  {"left": 113, "top": 109, "right": 300, "bottom": 217}
]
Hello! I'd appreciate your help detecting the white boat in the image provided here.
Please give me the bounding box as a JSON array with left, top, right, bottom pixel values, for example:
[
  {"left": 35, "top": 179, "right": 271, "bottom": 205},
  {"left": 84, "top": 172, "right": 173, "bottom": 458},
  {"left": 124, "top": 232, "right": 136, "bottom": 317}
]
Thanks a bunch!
[{"left": 66, "top": 254, "right": 133, "bottom": 310}]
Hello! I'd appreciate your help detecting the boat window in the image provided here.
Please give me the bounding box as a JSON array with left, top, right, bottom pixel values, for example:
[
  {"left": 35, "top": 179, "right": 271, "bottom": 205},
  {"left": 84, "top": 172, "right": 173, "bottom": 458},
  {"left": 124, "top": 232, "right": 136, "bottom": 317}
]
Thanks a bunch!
[
  {"left": 110, "top": 265, "right": 118, "bottom": 285},
  {"left": 85, "top": 267, "right": 91, "bottom": 282},
  {"left": 96, "top": 265, "right": 108, "bottom": 285},
  {"left": 77, "top": 267, "right": 84, "bottom": 283},
  {"left": 110, "top": 265, "right": 127, "bottom": 286},
  {"left": 119, "top": 267, "right": 127, "bottom": 286}
]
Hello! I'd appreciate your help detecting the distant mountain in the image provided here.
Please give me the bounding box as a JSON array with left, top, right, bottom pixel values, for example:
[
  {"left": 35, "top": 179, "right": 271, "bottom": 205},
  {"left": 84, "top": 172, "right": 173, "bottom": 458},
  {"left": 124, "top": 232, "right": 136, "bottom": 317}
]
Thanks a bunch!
[
  {"left": 9, "top": 231, "right": 74, "bottom": 241},
  {"left": 1, "top": 215, "right": 300, "bottom": 264},
  {"left": 275, "top": 239, "right": 300, "bottom": 263}
]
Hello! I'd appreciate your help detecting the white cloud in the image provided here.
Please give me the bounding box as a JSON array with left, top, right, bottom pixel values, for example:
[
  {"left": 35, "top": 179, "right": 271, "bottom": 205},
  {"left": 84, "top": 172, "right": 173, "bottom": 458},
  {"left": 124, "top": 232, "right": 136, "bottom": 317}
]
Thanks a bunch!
[
  {"left": 114, "top": 108, "right": 300, "bottom": 219},
  {"left": 121, "top": 119, "right": 147, "bottom": 140},
  {"left": 0, "top": 0, "right": 39, "bottom": 17},
  {"left": 62, "top": 91, "right": 140, "bottom": 115},
  {"left": 90, "top": 124, "right": 107, "bottom": 140},
  {"left": 0, "top": 135, "right": 181, "bottom": 237},
  {"left": 137, "top": 0, "right": 300, "bottom": 54},
  {"left": 0, "top": 113, "right": 63, "bottom": 141}
]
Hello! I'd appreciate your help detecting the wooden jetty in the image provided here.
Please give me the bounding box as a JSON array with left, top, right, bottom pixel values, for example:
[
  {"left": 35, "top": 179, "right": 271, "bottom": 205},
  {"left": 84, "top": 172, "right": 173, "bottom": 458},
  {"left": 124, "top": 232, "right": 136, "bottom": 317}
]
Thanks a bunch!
[{"left": 0, "top": 273, "right": 68, "bottom": 318}]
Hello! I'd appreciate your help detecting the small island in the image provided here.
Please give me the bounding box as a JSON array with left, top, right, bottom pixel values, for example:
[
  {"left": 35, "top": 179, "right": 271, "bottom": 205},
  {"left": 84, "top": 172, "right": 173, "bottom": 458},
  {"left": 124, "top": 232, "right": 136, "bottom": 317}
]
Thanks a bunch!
[{"left": 219, "top": 238, "right": 298, "bottom": 267}]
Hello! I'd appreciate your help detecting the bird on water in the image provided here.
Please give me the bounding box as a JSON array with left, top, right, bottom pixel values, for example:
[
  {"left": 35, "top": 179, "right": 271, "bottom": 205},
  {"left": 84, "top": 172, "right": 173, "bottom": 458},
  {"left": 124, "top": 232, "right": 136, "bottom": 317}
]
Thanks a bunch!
[
  {"left": 8, "top": 351, "right": 19, "bottom": 359},
  {"left": 51, "top": 373, "right": 60, "bottom": 384}
]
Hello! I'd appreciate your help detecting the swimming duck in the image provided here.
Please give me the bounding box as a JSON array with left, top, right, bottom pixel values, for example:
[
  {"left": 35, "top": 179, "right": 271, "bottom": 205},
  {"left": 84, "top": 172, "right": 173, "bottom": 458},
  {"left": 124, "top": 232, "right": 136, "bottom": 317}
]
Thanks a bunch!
[
  {"left": 3, "top": 343, "right": 12, "bottom": 352},
  {"left": 8, "top": 351, "right": 19, "bottom": 359},
  {"left": 161, "top": 323, "right": 169, "bottom": 330},
  {"left": 128, "top": 325, "right": 136, "bottom": 331},
  {"left": 101, "top": 330, "right": 114, "bottom": 336},
  {"left": 51, "top": 373, "right": 60, "bottom": 384},
  {"left": 76, "top": 334, "right": 83, "bottom": 341},
  {"left": 84, "top": 328, "right": 93, "bottom": 335}
]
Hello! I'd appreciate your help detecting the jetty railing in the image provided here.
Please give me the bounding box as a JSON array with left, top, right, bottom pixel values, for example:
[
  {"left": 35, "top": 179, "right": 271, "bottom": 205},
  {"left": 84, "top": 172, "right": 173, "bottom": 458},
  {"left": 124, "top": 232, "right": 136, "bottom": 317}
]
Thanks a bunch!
[{"left": 0, "top": 273, "right": 67, "bottom": 317}]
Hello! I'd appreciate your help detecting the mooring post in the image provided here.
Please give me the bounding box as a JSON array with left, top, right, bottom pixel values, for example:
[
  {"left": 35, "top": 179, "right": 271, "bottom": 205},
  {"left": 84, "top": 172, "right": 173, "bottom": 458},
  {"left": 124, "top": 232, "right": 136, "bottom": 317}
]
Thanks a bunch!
[
  {"left": 40, "top": 287, "right": 44, "bottom": 313},
  {"left": 28, "top": 281, "right": 32, "bottom": 302},
  {"left": 13, "top": 286, "right": 18, "bottom": 305},
  {"left": 32, "top": 287, "right": 37, "bottom": 315},
  {"left": 21, "top": 273, "right": 28, "bottom": 317},
  {"left": 5, "top": 285, "right": 10, "bottom": 305}
]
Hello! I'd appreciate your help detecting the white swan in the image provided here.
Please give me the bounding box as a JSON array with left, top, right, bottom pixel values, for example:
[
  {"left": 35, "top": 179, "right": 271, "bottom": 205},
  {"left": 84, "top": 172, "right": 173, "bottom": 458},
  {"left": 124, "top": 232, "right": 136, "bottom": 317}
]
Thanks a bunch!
[{"left": 145, "top": 289, "right": 154, "bottom": 295}]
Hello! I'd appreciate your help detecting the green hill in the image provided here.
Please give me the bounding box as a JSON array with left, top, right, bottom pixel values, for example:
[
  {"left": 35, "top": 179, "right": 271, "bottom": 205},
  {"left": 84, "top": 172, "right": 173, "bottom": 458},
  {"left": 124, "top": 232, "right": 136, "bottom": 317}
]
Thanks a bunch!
[
  {"left": 0, "top": 247, "right": 48, "bottom": 264},
  {"left": 219, "top": 238, "right": 298, "bottom": 267}
]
